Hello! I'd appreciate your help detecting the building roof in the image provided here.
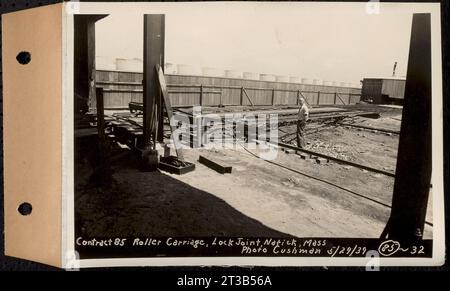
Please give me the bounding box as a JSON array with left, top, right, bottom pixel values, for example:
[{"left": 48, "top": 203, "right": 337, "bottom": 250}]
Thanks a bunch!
[{"left": 363, "top": 76, "right": 406, "bottom": 81}]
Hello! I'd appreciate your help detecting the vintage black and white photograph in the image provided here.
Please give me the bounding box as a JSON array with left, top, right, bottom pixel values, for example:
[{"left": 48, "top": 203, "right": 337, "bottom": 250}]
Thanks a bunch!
[{"left": 67, "top": 2, "right": 444, "bottom": 267}]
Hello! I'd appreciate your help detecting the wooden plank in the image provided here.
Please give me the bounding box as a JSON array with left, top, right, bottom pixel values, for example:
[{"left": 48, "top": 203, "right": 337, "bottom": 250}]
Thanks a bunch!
[
  {"left": 156, "top": 65, "right": 184, "bottom": 161},
  {"left": 199, "top": 155, "right": 232, "bottom": 174},
  {"left": 298, "top": 91, "right": 311, "bottom": 107},
  {"left": 336, "top": 93, "right": 347, "bottom": 105},
  {"left": 242, "top": 87, "right": 254, "bottom": 106}
]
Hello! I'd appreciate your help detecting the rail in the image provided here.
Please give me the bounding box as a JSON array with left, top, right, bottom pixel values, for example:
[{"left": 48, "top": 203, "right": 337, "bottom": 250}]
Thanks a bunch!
[{"left": 268, "top": 140, "right": 396, "bottom": 178}]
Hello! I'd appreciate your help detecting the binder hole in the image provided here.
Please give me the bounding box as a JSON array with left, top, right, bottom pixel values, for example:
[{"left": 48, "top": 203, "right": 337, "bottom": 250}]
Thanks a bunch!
[
  {"left": 16, "top": 51, "right": 31, "bottom": 65},
  {"left": 18, "top": 203, "right": 32, "bottom": 216}
]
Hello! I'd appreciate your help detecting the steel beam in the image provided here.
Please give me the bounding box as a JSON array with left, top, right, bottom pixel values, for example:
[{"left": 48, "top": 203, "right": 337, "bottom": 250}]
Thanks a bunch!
[
  {"left": 143, "top": 14, "right": 165, "bottom": 148},
  {"left": 94, "top": 88, "right": 112, "bottom": 187},
  {"left": 381, "top": 14, "right": 432, "bottom": 241},
  {"left": 73, "top": 15, "right": 108, "bottom": 113}
]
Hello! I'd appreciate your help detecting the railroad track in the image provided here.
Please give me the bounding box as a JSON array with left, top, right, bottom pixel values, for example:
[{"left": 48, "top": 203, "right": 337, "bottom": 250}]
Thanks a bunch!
[
  {"left": 265, "top": 140, "right": 396, "bottom": 178},
  {"left": 107, "top": 112, "right": 397, "bottom": 178},
  {"left": 338, "top": 123, "right": 400, "bottom": 134},
  {"left": 238, "top": 142, "right": 432, "bottom": 227}
]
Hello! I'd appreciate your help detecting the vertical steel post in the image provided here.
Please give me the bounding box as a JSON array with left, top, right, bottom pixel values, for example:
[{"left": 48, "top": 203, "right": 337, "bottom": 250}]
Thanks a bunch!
[
  {"left": 96, "top": 88, "right": 106, "bottom": 147},
  {"left": 95, "top": 88, "right": 112, "bottom": 187},
  {"left": 143, "top": 14, "right": 165, "bottom": 148},
  {"left": 381, "top": 14, "right": 432, "bottom": 241}
]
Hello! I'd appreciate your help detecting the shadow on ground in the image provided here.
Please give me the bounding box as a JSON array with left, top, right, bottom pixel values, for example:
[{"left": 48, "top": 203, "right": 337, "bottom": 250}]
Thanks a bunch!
[{"left": 74, "top": 145, "right": 291, "bottom": 240}]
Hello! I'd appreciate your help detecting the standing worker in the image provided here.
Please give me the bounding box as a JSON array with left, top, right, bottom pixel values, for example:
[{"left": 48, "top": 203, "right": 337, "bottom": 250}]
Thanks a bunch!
[{"left": 296, "top": 96, "right": 309, "bottom": 148}]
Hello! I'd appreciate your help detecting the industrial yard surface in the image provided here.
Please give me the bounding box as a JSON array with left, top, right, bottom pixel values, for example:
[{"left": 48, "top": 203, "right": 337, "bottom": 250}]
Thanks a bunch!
[{"left": 75, "top": 104, "right": 432, "bottom": 240}]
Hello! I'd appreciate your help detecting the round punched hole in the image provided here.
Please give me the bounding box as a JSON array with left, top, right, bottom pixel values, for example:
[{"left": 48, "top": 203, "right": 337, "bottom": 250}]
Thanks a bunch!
[
  {"left": 16, "top": 51, "right": 31, "bottom": 65},
  {"left": 18, "top": 202, "right": 32, "bottom": 216}
]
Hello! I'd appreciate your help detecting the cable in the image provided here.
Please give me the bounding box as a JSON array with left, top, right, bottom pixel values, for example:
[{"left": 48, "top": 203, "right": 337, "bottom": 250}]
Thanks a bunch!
[{"left": 237, "top": 143, "right": 433, "bottom": 227}]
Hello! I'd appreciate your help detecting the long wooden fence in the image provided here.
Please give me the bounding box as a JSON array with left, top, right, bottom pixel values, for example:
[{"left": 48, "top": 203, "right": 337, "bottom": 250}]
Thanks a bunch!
[{"left": 96, "top": 70, "right": 362, "bottom": 109}]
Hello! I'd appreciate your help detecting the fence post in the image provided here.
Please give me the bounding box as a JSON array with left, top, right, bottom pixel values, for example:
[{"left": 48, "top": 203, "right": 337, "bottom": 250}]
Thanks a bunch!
[
  {"left": 297, "top": 90, "right": 300, "bottom": 105},
  {"left": 317, "top": 91, "right": 321, "bottom": 105},
  {"left": 200, "top": 84, "right": 203, "bottom": 106},
  {"left": 334, "top": 92, "right": 337, "bottom": 105},
  {"left": 272, "top": 88, "right": 275, "bottom": 105},
  {"left": 240, "top": 87, "right": 244, "bottom": 106}
]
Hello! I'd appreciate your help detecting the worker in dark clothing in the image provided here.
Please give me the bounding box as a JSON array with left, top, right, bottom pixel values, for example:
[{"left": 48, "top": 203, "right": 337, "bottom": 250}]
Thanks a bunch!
[{"left": 296, "top": 97, "right": 309, "bottom": 148}]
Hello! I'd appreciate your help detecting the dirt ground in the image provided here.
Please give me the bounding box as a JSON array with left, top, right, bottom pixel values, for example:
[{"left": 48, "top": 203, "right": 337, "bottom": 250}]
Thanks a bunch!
[{"left": 75, "top": 104, "right": 433, "bottom": 243}]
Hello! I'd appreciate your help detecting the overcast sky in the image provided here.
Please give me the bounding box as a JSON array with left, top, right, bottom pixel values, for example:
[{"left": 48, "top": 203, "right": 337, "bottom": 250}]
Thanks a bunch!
[{"left": 92, "top": 2, "right": 437, "bottom": 84}]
